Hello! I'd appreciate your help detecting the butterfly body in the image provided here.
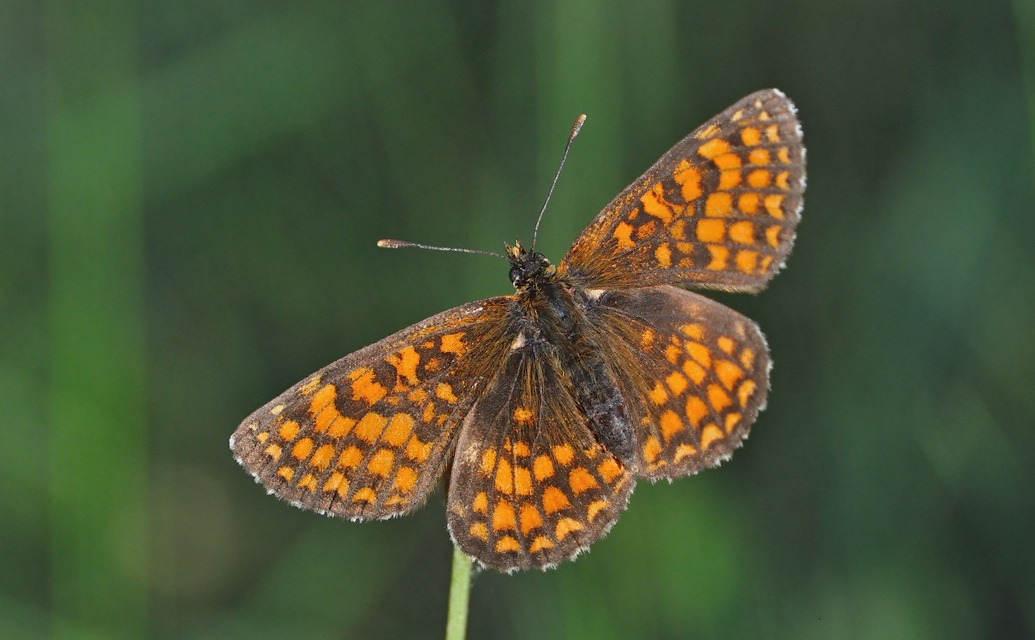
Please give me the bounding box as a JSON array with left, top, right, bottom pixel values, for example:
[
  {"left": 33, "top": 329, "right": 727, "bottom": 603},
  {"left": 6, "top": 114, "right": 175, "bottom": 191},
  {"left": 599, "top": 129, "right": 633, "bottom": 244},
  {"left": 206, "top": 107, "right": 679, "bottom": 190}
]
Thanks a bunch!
[{"left": 232, "top": 89, "right": 805, "bottom": 571}]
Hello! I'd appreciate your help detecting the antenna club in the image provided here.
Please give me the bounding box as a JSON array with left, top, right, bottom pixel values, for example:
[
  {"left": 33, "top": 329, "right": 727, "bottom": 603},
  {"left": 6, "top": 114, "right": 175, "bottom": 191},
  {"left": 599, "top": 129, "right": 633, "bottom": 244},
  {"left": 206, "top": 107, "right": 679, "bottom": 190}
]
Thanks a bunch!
[
  {"left": 377, "top": 239, "right": 407, "bottom": 249},
  {"left": 570, "top": 114, "right": 587, "bottom": 139}
]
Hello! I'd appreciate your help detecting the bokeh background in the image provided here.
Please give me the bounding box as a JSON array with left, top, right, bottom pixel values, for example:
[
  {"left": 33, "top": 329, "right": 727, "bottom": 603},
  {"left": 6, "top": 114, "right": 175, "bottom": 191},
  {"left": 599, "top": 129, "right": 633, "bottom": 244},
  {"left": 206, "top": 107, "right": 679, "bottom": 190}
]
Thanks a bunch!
[{"left": 3, "top": 1, "right": 1034, "bottom": 638}]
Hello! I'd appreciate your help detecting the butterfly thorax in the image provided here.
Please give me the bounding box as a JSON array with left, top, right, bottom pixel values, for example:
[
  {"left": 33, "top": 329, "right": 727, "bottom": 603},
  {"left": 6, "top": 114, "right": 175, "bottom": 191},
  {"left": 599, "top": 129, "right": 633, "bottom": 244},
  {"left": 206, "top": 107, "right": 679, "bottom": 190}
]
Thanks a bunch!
[{"left": 505, "top": 241, "right": 637, "bottom": 463}]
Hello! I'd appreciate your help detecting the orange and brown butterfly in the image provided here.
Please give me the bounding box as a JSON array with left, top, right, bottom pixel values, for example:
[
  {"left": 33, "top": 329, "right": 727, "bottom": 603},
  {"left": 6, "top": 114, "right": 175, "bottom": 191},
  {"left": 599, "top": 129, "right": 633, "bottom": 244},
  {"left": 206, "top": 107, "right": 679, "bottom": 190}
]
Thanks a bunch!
[{"left": 231, "top": 89, "right": 805, "bottom": 572}]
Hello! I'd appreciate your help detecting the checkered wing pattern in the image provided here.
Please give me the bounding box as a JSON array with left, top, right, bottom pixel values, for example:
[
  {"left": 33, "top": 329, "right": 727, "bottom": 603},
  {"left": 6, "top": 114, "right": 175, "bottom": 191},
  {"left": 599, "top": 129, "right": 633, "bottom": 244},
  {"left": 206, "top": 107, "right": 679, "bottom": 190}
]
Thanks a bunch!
[
  {"left": 560, "top": 89, "right": 804, "bottom": 292},
  {"left": 231, "top": 299, "right": 513, "bottom": 519},
  {"left": 588, "top": 285, "right": 770, "bottom": 479},
  {"left": 447, "top": 346, "right": 634, "bottom": 571}
]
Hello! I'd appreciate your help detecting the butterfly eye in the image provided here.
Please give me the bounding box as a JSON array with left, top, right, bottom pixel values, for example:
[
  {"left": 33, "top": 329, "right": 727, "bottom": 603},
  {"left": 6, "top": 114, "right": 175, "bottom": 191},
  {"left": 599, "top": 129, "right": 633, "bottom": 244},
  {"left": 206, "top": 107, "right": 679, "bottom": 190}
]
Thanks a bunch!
[{"left": 509, "top": 266, "right": 522, "bottom": 286}]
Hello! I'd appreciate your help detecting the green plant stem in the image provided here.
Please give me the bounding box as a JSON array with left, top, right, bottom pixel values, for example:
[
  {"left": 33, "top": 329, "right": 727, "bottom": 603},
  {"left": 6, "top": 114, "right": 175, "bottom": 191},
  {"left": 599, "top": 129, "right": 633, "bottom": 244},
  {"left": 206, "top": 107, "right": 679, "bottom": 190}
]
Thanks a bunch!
[{"left": 445, "top": 546, "right": 473, "bottom": 640}]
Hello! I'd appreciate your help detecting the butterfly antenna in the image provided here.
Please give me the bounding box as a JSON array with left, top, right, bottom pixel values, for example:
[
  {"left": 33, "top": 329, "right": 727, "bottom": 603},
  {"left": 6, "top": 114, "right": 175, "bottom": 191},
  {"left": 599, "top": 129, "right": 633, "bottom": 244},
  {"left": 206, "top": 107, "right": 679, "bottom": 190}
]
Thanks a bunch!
[
  {"left": 377, "top": 238, "right": 506, "bottom": 259},
  {"left": 531, "top": 114, "right": 587, "bottom": 251}
]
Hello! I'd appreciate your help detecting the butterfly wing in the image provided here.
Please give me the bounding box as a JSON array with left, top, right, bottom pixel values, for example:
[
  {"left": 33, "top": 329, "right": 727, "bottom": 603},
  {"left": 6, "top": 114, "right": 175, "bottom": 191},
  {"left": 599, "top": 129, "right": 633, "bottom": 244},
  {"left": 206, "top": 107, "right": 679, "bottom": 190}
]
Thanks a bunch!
[
  {"left": 446, "top": 343, "right": 634, "bottom": 571},
  {"left": 230, "top": 298, "right": 515, "bottom": 519},
  {"left": 585, "top": 285, "right": 771, "bottom": 479},
  {"left": 559, "top": 89, "right": 805, "bottom": 292}
]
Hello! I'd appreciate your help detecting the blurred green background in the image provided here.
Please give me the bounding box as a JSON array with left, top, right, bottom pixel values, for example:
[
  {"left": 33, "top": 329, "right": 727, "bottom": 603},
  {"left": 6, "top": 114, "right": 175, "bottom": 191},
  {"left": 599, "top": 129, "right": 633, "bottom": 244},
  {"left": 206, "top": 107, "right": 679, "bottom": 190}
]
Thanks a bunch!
[{"left": 3, "top": 0, "right": 1034, "bottom": 638}]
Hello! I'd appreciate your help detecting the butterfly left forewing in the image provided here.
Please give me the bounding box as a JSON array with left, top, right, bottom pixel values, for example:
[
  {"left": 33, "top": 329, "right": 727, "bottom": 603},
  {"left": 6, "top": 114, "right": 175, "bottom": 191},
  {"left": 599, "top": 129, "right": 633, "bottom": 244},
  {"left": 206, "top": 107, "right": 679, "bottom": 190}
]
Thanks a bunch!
[
  {"left": 559, "top": 89, "right": 804, "bottom": 292},
  {"left": 585, "top": 285, "right": 770, "bottom": 479},
  {"left": 231, "top": 298, "right": 513, "bottom": 520}
]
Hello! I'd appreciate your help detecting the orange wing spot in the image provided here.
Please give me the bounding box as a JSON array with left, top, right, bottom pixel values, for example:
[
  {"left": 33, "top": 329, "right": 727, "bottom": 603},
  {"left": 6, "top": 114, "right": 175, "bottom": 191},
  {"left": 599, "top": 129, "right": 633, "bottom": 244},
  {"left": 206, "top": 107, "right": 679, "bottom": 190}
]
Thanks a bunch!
[
  {"left": 698, "top": 138, "right": 731, "bottom": 159},
  {"left": 705, "top": 192, "right": 733, "bottom": 217},
  {"left": 309, "top": 383, "right": 337, "bottom": 415},
  {"left": 435, "top": 383, "right": 458, "bottom": 404},
  {"left": 738, "top": 192, "right": 760, "bottom": 215},
  {"left": 276, "top": 466, "right": 294, "bottom": 482},
  {"left": 729, "top": 220, "right": 755, "bottom": 245},
  {"left": 387, "top": 345, "right": 420, "bottom": 387},
  {"left": 736, "top": 250, "right": 759, "bottom": 274},
  {"left": 741, "top": 126, "right": 762, "bottom": 146},
  {"left": 542, "top": 486, "right": 571, "bottom": 514},
  {"left": 685, "top": 395, "right": 709, "bottom": 427},
  {"left": 660, "top": 409, "right": 685, "bottom": 441},
  {"left": 666, "top": 371, "right": 688, "bottom": 396},
  {"left": 568, "top": 467, "right": 599, "bottom": 495},
  {"left": 495, "top": 458, "right": 514, "bottom": 494},
  {"left": 519, "top": 504, "right": 544, "bottom": 535},
  {"left": 635, "top": 219, "right": 658, "bottom": 240},
  {"left": 309, "top": 443, "right": 335, "bottom": 470},
  {"left": 740, "top": 348, "right": 756, "bottom": 369},
  {"left": 552, "top": 444, "right": 575, "bottom": 465},
  {"left": 424, "top": 357, "right": 443, "bottom": 373},
  {"left": 640, "top": 328, "right": 656, "bottom": 349},
  {"left": 719, "top": 169, "right": 742, "bottom": 190},
  {"left": 515, "top": 467, "right": 533, "bottom": 496},
  {"left": 717, "top": 336, "right": 735, "bottom": 354},
  {"left": 480, "top": 448, "right": 497, "bottom": 476},
  {"left": 685, "top": 341, "right": 712, "bottom": 367},
  {"left": 776, "top": 171, "right": 791, "bottom": 190},
  {"left": 495, "top": 536, "right": 521, "bottom": 553},
  {"left": 349, "top": 368, "right": 388, "bottom": 406},
  {"left": 329, "top": 415, "right": 355, "bottom": 438},
  {"left": 383, "top": 413, "right": 415, "bottom": 447},
  {"left": 407, "top": 388, "right": 429, "bottom": 404},
  {"left": 323, "top": 471, "right": 345, "bottom": 493},
  {"left": 694, "top": 122, "right": 721, "bottom": 139},
  {"left": 713, "top": 152, "right": 742, "bottom": 171},
  {"left": 555, "top": 517, "right": 585, "bottom": 541},
  {"left": 587, "top": 499, "right": 609, "bottom": 523},
  {"left": 737, "top": 379, "right": 757, "bottom": 407},
  {"left": 641, "top": 186, "right": 674, "bottom": 225},
  {"left": 724, "top": 412, "right": 742, "bottom": 434},
  {"left": 649, "top": 381, "right": 668, "bottom": 406},
  {"left": 733, "top": 108, "right": 747, "bottom": 121},
  {"left": 492, "top": 499, "right": 517, "bottom": 531},
  {"left": 707, "top": 245, "right": 729, "bottom": 270},
  {"left": 665, "top": 344, "right": 682, "bottom": 364},
  {"left": 354, "top": 412, "right": 388, "bottom": 443},
  {"left": 777, "top": 147, "right": 791, "bottom": 163},
  {"left": 597, "top": 458, "right": 623, "bottom": 483},
  {"left": 765, "top": 224, "right": 782, "bottom": 248},
  {"left": 439, "top": 332, "right": 467, "bottom": 356},
  {"left": 367, "top": 449, "right": 395, "bottom": 478},
  {"left": 513, "top": 406, "right": 534, "bottom": 425},
  {"left": 701, "top": 424, "right": 724, "bottom": 451},
  {"left": 530, "top": 536, "right": 554, "bottom": 553},
  {"left": 696, "top": 218, "right": 726, "bottom": 243},
  {"left": 514, "top": 441, "right": 531, "bottom": 457},
  {"left": 674, "top": 443, "right": 697, "bottom": 462},
  {"left": 278, "top": 421, "right": 300, "bottom": 441},
  {"left": 643, "top": 436, "right": 662, "bottom": 463},
  {"left": 473, "top": 492, "right": 488, "bottom": 514},
  {"left": 760, "top": 255, "right": 774, "bottom": 272},
  {"left": 765, "top": 124, "right": 780, "bottom": 143},
  {"left": 613, "top": 221, "right": 635, "bottom": 250},
  {"left": 291, "top": 438, "right": 314, "bottom": 461},
  {"left": 708, "top": 384, "right": 733, "bottom": 413},
  {"left": 670, "top": 219, "right": 688, "bottom": 241},
  {"left": 533, "top": 455, "right": 555, "bottom": 481},
  {"left": 469, "top": 522, "right": 489, "bottom": 541},
  {"left": 338, "top": 445, "right": 363, "bottom": 469},
  {"left": 352, "top": 487, "right": 377, "bottom": 504},
  {"left": 270, "top": 404, "right": 284, "bottom": 416},
  {"left": 680, "top": 323, "right": 704, "bottom": 339},
  {"left": 255, "top": 431, "right": 269, "bottom": 443},
  {"left": 405, "top": 436, "right": 432, "bottom": 463},
  {"left": 716, "top": 359, "right": 744, "bottom": 391},
  {"left": 748, "top": 147, "right": 770, "bottom": 165},
  {"left": 764, "top": 194, "right": 785, "bottom": 219},
  {"left": 655, "top": 243, "right": 672, "bottom": 268},
  {"left": 422, "top": 402, "right": 436, "bottom": 423},
  {"left": 747, "top": 169, "right": 771, "bottom": 188},
  {"left": 298, "top": 473, "right": 317, "bottom": 492},
  {"left": 683, "top": 359, "right": 707, "bottom": 385},
  {"left": 394, "top": 466, "right": 418, "bottom": 493},
  {"left": 673, "top": 159, "right": 703, "bottom": 201},
  {"left": 299, "top": 375, "right": 323, "bottom": 396}
]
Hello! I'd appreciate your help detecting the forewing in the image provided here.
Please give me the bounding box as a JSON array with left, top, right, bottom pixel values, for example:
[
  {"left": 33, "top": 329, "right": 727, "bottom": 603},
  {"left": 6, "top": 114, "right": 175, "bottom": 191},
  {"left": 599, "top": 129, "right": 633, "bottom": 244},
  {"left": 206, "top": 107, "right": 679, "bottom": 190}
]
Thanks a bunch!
[
  {"left": 560, "top": 89, "right": 805, "bottom": 291},
  {"left": 230, "top": 298, "right": 514, "bottom": 519},
  {"left": 587, "top": 286, "right": 770, "bottom": 479},
  {"left": 446, "top": 346, "right": 634, "bottom": 571}
]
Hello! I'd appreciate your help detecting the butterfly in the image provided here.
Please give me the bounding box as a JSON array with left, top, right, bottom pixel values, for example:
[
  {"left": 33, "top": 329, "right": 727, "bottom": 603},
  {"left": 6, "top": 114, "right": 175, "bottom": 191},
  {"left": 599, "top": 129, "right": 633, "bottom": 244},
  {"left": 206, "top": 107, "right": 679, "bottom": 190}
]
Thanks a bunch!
[{"left": 230, "top": 89, "right": 805, "bottom": 572}]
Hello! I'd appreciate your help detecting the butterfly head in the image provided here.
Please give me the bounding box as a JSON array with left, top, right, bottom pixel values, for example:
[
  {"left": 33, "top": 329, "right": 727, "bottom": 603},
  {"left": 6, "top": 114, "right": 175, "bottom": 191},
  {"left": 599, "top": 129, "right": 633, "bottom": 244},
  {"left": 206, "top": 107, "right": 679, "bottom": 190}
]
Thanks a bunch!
[{"left": 506, "top": 240, "right": 554, "bottom": 290}]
